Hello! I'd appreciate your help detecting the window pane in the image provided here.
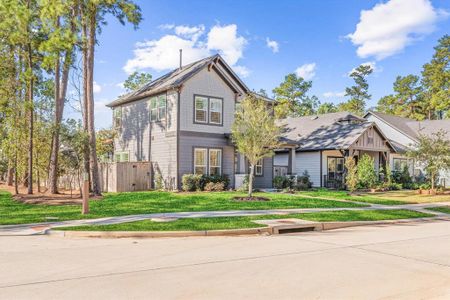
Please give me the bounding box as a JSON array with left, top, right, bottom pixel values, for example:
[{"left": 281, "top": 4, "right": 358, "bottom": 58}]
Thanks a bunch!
[
  {"left": 336, "top": 158, "right": 344, "bottom": 172},
  {"left": 209, "top": 149, "right": 222, "bottom": 175},
  {"left": 210, "top": 98, "right": 222, "bottom": 124},
  {"left": 151, "top": 109, "right": 157, "bottom": 121},
  {"left": 255, "top": 159, "right": 263, "bottom": 175},
  {"left": 150, "top": 97, "right": 157, "bottom": 109},
  {"left": 194, "top": 148, "right": 207, "bottom": 175},
  {"left": 158, "top": 96, "right": 166, "bottom": 120},
  {"left": 195, "top": 96, "right": 207, "bottom": 122}
]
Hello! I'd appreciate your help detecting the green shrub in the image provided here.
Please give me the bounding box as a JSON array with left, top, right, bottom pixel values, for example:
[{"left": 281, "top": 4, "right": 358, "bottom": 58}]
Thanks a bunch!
[
  {"left": 345, "top": 157, "right": 358, "bottom": 192},
  {"left": 273, "top": 175, "right": 291, "bottom": 189},
  {"left": 181, "top": 174, "right": 202, "bottom": 191},
  {"left": 357, "top": 154, "right": 378, "bottom": 189},
  {"left": 200, "top": 174, "right": 230, "bottom": 190},
  {"left": 154, "top": 174, "right": 165, "bottom": 191},
  {"left": 392, "top": 165, "right": 412, "bottom": 188},
  {"left": 296, "top": 170, "right": 312, "bottom": 190},
  {"left": 204, "top": 182, "right": 225, "bottom": 192}
]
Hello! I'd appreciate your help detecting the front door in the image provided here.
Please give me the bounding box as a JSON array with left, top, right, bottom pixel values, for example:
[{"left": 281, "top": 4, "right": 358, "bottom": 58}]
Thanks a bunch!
[{"left": 327, "top": 157, "right": 344, "bottom": 188}]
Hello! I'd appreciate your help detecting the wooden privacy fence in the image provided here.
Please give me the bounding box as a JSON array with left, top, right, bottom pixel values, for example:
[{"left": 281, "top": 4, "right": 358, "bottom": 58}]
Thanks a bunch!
[{"left": 100, "top": 162, "right": 151, "bottom": 192}]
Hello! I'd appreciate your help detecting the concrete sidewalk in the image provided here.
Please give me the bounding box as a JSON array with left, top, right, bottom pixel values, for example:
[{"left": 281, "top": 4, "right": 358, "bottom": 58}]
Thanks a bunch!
[{"left": 1, "top": 201, "right": 449, "bottom": 236}]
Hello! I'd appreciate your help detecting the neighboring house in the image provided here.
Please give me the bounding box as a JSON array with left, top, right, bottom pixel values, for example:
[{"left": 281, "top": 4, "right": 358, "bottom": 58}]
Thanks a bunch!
[
  {"left": 275, "top": 112, "right": 396, "bottom": 188},
  {"left": 365, "top": 111, "right": 450, "bottom": 187},
  {"left": 107, "top": 54, "right": 279, "bottom": 190}
]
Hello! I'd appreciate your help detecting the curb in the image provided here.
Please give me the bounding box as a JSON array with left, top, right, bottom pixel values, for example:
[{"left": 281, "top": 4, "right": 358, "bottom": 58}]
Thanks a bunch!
[
  {"left": 46, "top": 216, "right": 449, "bottom": 239},
  {"left": 47, "top": 227, "right": 273, "bottom": 238}
]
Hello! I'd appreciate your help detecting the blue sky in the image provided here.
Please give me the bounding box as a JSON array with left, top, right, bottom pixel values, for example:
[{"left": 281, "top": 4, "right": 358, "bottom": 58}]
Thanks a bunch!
[{"left": 74, "top": 0, "right": 450, "bottom": 128}]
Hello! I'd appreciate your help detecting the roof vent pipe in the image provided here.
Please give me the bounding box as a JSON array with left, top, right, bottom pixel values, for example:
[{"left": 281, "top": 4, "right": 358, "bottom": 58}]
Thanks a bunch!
[{"left": 179, "top": 49, "right": 182, "bottom": 70}]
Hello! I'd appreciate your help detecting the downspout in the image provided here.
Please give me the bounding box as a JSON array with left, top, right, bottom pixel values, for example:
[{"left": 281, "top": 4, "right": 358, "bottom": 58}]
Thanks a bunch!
[{"left": 176, "top": 87, "right": 181, "bottom": 190}]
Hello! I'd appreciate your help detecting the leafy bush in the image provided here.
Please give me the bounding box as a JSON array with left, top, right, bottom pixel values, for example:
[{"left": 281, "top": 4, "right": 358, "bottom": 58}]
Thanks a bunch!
[
  {"left": 204, "top": 182, "right": 225, "bottom": 192},
  {"left": 154, "top": 174, "right": 165, "bottom": 191},
  {"left": 182, "top": 174, "right": 229, "bottom": 191},
  {"left": 273, "top": 176, "right": 291, "bottom": 189},
  {"left": 200, "top": 174, "right": 229, "bottom": 190},
  {"left": 392, "top": 165, "right": 412, "bottom": 188},
  {"left": 345, "top": 157, "right": 358, "bottom": 192},
  {"left": 296, "top": 170, "right": 312, "bottom": 190},
  {"left": 181, "top": 174, "right": 202, "bottom": 191},
  {"left": 357, "top": 154, "right": 377, "bottom": 189}
]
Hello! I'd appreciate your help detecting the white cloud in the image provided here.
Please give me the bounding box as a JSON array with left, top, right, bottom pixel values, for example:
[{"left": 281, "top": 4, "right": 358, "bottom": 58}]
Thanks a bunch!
[
  {"left": 93, "top": 81, "right": 102, "bottom": 93},
  {"left": 348, "top": 61, "right": 382, "bottom": 76},
  {"left": 347, "top": 0, "right": 448, "bottom": 60},
  {"left": 124, "top": 24, "right": 248, "bottom": 75},
  {"left": 295, "top": 63, "right": 316, "bottom": 80},
  {"left": 207, "top": 24, "right": 247, "bottom": 66},
  {"left": 323, "top": 91, "right": 346, "bottom": 98},
  {"left": 158, "top": 24, "right": 174, "bottom": 30},
  {"left": 116, "top": 82, "right": 124, "bottom": 89},
  {"left": 233, "top": 65, "right": 250, "bottom": 78},
  {"left": 266, "top": 37, "right": 279, "bottom": 53}
]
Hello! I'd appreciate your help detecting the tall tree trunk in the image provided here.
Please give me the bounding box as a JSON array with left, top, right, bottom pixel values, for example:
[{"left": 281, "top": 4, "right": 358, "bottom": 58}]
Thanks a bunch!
[
  {"left": 86, "top": 10, "right": 101, "bottom": 196},
  {"left": 26, "top": 42, "right": 33, "bottom": 195},
  {"left": 248, "top": 164, "right": 254, "bottom": 197},
  {"left": 7, "top": 162, "right": 14, "bottom": 186},
  {"left": 48, "top": 48, "right": 61, "bottom": 194},
  {"left": 81, "top": 9, "right": 91, "bottom": 190}
]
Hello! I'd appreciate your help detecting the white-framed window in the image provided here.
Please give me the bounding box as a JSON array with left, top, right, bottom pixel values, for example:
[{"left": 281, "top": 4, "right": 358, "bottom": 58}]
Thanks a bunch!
[
  {"left": 209, "top": 98, "right": 222, "bottom": 124},
  {"left": 194, "top": 96, "right": 208, "bottom": 123},
  {"left": 113, "top": 107, "right": 122, "bottom": 130},
  {"left": 194, "top": 95, "right": 223, "bottom": 125},
  {"left": 114, "top": 151, "right": 129, "bottom": 162},
  {"left": 255, "top": 159, "right": 263, "bottom": 176},
  {"left": 150, "top": 94, "right": 166, "bottom": 122},
  {"left": 194, "top": 148, "right": 207, "bottom": 175},
  {"left": 209, "top": 149, "right": 222, "bottom": 175}
]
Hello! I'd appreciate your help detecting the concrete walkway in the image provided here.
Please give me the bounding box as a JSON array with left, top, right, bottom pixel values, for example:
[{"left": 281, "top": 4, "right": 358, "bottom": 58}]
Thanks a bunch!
[{"left": 1, "top": 200, "right": 449, "bottom": 236}]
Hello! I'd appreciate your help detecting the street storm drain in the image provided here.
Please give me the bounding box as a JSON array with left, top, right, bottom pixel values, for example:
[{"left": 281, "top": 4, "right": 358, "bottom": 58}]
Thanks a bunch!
[{"left": 277, "top": 226, "right": 316, "bottom": 234}]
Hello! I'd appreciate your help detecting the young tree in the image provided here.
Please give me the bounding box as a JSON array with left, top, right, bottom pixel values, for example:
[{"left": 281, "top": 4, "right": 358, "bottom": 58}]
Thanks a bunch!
[
  {"left": 123, "top": 71, "right": 152, "bottom": 92},
  {"left": 357, "top": 154, "right": 377, "bottom": 189},
  {"left": 272, "top": 73, "right": 317, "bottom": 118},
  {"left": 232, "top": 95, "right": 281, "bottom": 197},
  {"left": 422, "top": 35, "right": 450, "bottom": 119},
  {"left": 407, "top": 130, "right": 450, "bottom": 190},
  {"left": 344, "top": 156, "right": 358, "bottom": 192},
  {"left": 339, "top": 64, "right": 373, "bottom": 116}
]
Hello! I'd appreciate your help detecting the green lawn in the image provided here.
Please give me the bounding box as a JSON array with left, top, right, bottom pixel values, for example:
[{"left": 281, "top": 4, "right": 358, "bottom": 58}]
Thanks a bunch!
[
  {"left": 55, "top": 209, "right": 433, "bottom": 232},
  {"left": 426, "top": 206, "right": 450, "bottom": 214},
  {"left": 0, "top": 190, "right": 368, "bottom": 225},
  {"left": 298, "top": 189, "right": 415, "bottom": 205}
]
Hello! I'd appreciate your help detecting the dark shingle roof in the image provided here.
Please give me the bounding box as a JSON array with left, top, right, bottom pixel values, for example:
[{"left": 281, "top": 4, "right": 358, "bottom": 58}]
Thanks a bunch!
[
  {"left": 279, "top": 112, "right": 377, "bottom": 151},
  {"left": 366, "top": 111, "right": 450, "bottom": 141},
  {"left": 107, "top": 54, "right": 250, "bottom": 107}
]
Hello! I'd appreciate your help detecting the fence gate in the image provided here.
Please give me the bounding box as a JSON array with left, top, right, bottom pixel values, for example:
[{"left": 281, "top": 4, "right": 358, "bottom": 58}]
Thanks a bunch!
[{"left": 100, "top": 162, "right": 151, "bottom": 192}]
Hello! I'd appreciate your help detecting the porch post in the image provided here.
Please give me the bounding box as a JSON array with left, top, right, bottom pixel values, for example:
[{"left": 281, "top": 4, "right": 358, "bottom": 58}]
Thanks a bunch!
[{"left": 287, "top": 147, "right": 296, "bottom": 175}]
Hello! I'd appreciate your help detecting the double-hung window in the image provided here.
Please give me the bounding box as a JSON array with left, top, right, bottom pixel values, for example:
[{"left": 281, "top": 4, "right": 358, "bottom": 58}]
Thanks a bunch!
[
  {"left": 194, "top": 148, "right": 222, "bottom": 175},
  {"left": 194, "top": 96, "right": 208, "bottom": 123},
  {"left": 255, "top": 159, "right": 263, "bottom": 176},
  {"left": 150, "top": 94, "right": 166, "bottom": 122},
  {"left": 113, "top": 107, "right": 122, "bottom": 130},
  {"left": 114, "top": 151, "right": 129, "bottom": 162},
  {"left": 194, "top": 148, "right": 208, "bottom": 175},
  {"left": 194, "top": 95, "right": 223, "bottom": 125},
  {"left": 209, "top": 98, "right": 222, "bottom": 124},
  {"left": 209, "top": 149, "right": 222, "bottom": 175}
]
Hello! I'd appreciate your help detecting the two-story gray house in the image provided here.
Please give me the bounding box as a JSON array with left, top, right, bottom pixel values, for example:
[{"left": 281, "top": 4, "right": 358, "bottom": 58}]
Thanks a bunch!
[{"left": 107, "top": 54, "right": 274, "bottom": 190}]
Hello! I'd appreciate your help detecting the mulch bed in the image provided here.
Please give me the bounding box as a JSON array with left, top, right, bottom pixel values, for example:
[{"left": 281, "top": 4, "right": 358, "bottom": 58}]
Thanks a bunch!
[{"left": 232, "top": 196, "right": 270, "bottom": 202}]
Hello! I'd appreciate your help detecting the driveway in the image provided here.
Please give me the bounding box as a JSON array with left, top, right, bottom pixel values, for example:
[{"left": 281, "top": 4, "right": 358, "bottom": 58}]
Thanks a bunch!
[{"left": 1, "top": 220, "right": 449, "bottom": 299}]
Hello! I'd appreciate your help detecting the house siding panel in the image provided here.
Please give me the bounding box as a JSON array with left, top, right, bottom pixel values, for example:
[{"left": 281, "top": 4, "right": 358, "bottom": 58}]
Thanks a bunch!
[
  {"left": 296, "top": 152, "right": 321, "bottom": 187},
  {"left": 180, "top": 68, "right": 236, "bottom": 134}
]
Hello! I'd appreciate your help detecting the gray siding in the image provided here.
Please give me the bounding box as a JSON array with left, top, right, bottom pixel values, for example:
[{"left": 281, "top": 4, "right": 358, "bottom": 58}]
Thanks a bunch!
[
  {"left": 178, "top": 132, "right": 235, "bottom": 188},
  {"left": 297, "top": 151, "right": 321, "bottom": 187},
  {"left": 180, "top": 67, "right": 237, "bottom": 134},
  {"left": 253, "top": 157, "right": 273, "bottom": 189},
  {"left": 114, "top": 91, "right": 178, "bottom": 189}
]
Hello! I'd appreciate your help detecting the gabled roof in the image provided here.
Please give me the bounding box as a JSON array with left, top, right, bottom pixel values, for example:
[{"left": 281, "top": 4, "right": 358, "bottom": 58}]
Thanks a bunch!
[
  {"left": 107, "top": 54, "right": 249, "bottom": 107},
  {"left": 365, "top": 111, "right": 418, "bottom": 140},
  {"left": 279, "top": 112, "right": 394, "bottom": 151},
  {"left": 365, "top": 111, "right": 450, "bottom": 142}
]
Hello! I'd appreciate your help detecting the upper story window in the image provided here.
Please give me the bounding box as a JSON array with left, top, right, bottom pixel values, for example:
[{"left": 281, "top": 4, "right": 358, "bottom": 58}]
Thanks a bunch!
[
  {"left": 150, "top": 94, "right": 166, "bottom": 122},
  {"left": 113, "top": 107, "right": 122, "bottom": 130},
  {"left": 194, "top": 95, "right": 223, "bottom": 125}
]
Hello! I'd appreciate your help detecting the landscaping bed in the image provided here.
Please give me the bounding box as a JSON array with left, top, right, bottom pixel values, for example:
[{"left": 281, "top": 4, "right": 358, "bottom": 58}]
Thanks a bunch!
[
  {"left": 0, "top": 190, "right": 367, "bottom": 225},
  {"left": 54, "top": 209, "right": 433, "bottom": 232}
]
